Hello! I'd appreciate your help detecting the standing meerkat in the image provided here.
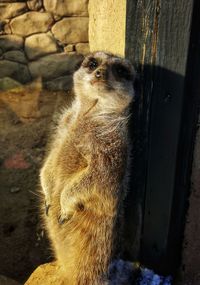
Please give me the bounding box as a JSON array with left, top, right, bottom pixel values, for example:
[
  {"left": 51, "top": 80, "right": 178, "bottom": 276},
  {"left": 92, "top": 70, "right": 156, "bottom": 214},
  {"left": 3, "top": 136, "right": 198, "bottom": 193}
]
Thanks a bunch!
[{"left": 40, "top": 51, "right": 135, "bottom": 285}]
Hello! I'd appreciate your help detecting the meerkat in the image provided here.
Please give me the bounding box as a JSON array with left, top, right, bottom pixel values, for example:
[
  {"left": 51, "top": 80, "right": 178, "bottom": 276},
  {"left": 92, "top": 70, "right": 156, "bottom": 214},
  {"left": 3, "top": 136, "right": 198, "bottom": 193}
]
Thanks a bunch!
[{"left": 40, "top": 51, "right": 135, "bottom": 285}]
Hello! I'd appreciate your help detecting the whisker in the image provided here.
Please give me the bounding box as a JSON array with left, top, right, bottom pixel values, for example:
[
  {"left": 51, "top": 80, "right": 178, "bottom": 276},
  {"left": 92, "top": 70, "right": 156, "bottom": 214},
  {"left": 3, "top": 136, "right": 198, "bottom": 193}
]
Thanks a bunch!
[{"left": 29, "top": 190, "right": 43, "bottom": 198}]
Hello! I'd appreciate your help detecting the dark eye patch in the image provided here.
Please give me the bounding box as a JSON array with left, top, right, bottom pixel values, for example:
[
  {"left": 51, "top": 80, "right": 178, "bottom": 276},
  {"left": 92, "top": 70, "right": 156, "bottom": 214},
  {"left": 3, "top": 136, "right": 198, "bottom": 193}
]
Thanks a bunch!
[
  {"left": 88, "top": 58, "right": 98, "bottom": 70},
  {"left": 113, "top": 64, "right": 132, "bottom": 80},
  {"left": 82, "top": 57, "right": 99, "bottom": 71}
]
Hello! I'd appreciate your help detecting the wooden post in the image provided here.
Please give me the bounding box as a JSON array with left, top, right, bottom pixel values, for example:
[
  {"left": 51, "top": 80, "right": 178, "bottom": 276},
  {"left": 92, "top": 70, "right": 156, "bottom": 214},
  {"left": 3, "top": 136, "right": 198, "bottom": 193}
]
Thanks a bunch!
[
  {"left": 88, "top": 0, "right": 126, "bottom": 56},
  {"left": 125, "top": 0, "right": 199, "bottom": 274}
]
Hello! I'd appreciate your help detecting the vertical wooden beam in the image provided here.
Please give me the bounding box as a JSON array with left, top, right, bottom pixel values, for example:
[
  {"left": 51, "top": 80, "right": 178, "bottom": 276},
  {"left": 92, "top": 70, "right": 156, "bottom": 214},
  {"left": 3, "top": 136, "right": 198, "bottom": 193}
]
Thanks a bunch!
[
  {"left": 88, "top": 0, "right": 126, "bottom": 56},
  {"left": 173, "top": 0, "right": 200, "bottom": 280},
  {"left": 125, "top": 0, "right": 194, "bottom": 274}
]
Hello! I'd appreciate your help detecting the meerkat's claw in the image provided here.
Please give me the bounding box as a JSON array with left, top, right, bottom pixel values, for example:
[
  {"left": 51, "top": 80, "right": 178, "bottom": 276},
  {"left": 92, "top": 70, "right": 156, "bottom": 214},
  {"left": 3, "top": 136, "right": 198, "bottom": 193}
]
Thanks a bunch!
[
  {"left": 58, "top": 215, "right": 66, "bottom": 224},
  {"left": 58, "top": 213, "right": 73, "bottom": 225},
  {"left": 45, "top": 201, "right": 50, "bottom": 216}
]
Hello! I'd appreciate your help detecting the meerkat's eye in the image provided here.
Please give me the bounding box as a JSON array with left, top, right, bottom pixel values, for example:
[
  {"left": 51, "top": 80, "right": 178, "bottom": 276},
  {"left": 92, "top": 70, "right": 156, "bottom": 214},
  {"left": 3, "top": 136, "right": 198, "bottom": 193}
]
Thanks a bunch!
[{"left": 88, "top": 58, "right": 98, "bottom": 70}]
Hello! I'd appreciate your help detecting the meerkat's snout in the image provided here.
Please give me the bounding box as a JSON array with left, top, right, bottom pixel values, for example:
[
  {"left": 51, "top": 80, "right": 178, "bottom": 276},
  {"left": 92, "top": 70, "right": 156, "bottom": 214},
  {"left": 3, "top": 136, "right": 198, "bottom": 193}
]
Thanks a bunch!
[{"left": 94, "top": 68, "right": 108, "bottom": 80}]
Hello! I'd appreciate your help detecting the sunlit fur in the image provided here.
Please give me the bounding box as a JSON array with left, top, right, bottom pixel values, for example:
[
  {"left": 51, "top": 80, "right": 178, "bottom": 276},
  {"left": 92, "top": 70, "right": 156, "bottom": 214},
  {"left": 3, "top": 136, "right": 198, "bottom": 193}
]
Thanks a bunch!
[{"left": 40, "top": 51, "right": 135, "bottom": 285}]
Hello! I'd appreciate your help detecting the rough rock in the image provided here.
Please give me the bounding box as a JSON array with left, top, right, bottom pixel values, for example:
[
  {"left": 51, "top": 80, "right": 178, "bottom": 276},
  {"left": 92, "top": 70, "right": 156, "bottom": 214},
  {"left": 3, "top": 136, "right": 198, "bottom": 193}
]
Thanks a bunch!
[
  {"left": 0, "top": 0, "right": 26, "bottom": 2},
  {"left": 29, "top": 53, "right": 83, "bottom": 80},
  {"left": 27, "top": 0, "right": 43, "bottom": 11},
  {"left": 64, "top": 44, "right": 75, "bottom": 53},
  {"left": 3, "top": 152, "right": 31, "bottom": 169},
  {"left": 0, "top": 274, "right": 21, "bottom": 285},
  {"left": 3, "top": 50, "right": 27, "bottom": 64},
  {"left": 0, "top": 60, "right": 31, "bottom": 83},
  {"left": 44, "top": 0, "right": 88, "bottom": 17},
  {"left": 10, "top": 12, "right": 54, "bottom": 37},
  {"left": 53, "top": 14, "right": 62, "bottom": 21},
  {"left": 0, "top": 78, "right": 42, "bottom": 122},
  {"left": 4, "top": 22, "right": 12, "bottom": 34},
  {"left": 44, "top": 75, "right": 73, "bottom": 91},
  {"left": 0, "top": 3, "right": 27, "bottom": 20},
  {"left": 0, "top": 77, "right": 22, "bottom": 91},
  {"left": 76, "top": 43, "right": 90, "bottom": 54},
  {"left": 10, "top": 187, "right": 21, "bottom": 193},
  {"left": 25, "top": 262, "right": 65, "bottom": 285},
  {"left": 0, "top": 35, "right": 23, "bottom": 51},
  {"left": 0, "top": 20, "right": 6, "bottom": 33},
  {"left": 67, "top": 51, "right": 76, "bottom": 55},
  {"left": 25, "top": 33, "right": 58, "bottom": 60},
  {"left": 52, "top": 17, "right": 88, "bottom": 44}
]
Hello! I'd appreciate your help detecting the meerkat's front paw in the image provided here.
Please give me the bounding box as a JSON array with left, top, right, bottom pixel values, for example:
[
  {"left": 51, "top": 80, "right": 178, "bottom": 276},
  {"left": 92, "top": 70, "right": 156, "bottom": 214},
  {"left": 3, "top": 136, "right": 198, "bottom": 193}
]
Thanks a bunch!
[
  {"left": 58, "top": 212, "right": 73, "bottom": 224},
  {"left": 58, "top": 197, "right": 85, "bottom": 225}
]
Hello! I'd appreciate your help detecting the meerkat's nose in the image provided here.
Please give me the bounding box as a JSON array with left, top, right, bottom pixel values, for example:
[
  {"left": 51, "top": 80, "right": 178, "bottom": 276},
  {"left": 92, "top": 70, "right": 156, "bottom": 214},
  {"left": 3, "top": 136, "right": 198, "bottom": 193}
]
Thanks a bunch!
[{"left": 95, "top": 68, "right": 107, "bottom": 80}]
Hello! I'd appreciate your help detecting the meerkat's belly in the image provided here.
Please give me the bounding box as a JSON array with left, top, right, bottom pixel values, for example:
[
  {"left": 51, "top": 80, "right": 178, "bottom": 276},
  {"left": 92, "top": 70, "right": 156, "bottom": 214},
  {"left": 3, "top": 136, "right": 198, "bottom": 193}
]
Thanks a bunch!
[{"left": 44, "top": 166, "right": 118, "bottom": 280}]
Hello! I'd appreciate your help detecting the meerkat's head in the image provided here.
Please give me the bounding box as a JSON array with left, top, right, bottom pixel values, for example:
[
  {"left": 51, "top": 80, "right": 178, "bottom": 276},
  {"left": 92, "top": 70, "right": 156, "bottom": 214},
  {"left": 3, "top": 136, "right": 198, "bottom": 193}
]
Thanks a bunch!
[{"left": 73, "top": 51, "right": 135, "bottom": 112}]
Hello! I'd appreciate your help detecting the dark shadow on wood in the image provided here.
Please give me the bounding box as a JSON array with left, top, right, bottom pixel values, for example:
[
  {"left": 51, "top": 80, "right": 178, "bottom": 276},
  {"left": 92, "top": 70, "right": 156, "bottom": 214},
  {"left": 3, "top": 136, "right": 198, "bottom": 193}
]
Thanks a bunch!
[
  {"left": 124, "top": 62, "right": 200, "bottom": 275},
  {"left": 124, "top": 0, "right": 200, "bottom": 276},
  {"left": 124, "top": 0, "right": 200, "bottom": 275}
]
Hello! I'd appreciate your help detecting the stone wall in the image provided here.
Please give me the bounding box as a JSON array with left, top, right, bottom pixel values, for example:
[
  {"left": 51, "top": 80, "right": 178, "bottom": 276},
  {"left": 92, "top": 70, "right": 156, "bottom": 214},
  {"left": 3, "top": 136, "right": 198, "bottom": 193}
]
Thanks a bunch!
[
  {"left": 0, "top": 2, "right": 89, "bottom": 282},
  {"left": 0, "top": 0, "right": 89, "bottom": 90}
]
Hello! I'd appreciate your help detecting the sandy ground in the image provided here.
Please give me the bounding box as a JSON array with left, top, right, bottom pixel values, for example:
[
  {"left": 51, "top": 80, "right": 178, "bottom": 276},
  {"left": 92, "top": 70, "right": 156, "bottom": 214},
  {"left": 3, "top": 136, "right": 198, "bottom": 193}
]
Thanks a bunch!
[{"left": 0, "top": 88, "right": 73, "bottom": 283}]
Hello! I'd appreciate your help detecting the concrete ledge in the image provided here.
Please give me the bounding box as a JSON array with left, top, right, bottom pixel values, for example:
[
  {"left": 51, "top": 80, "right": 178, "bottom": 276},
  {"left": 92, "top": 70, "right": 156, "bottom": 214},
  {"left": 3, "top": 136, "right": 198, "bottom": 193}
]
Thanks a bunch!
[{"left": 24, "top": 262, "right": 65, "bottom": 285}]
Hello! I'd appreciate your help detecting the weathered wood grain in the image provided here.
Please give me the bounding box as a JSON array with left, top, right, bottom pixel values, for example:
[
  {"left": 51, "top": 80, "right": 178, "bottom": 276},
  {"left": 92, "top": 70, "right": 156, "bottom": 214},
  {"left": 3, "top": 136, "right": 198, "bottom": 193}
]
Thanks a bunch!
[{"left": 125, "top": 0, "right": 196, "bottom": 274}]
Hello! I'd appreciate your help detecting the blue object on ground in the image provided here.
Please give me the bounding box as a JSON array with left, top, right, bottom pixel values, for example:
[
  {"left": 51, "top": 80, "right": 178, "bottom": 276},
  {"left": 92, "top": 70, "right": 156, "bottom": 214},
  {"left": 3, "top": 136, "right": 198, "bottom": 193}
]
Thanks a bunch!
[
  {"left": 138, "top": 268, "right": 172, "bottom": 285},
  {"left": 108, "top": 259, "right": 172, "bottom": 285},
  {"left": 108, "top": 259, "right": 136, "bottom": 284}
]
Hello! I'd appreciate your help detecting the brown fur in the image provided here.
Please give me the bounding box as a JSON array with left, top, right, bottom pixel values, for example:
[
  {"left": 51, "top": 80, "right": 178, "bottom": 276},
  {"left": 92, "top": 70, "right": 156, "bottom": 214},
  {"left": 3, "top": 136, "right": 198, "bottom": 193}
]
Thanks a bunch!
[{"left": 40, "top": 52, "right": 135, "bottom": 284}]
